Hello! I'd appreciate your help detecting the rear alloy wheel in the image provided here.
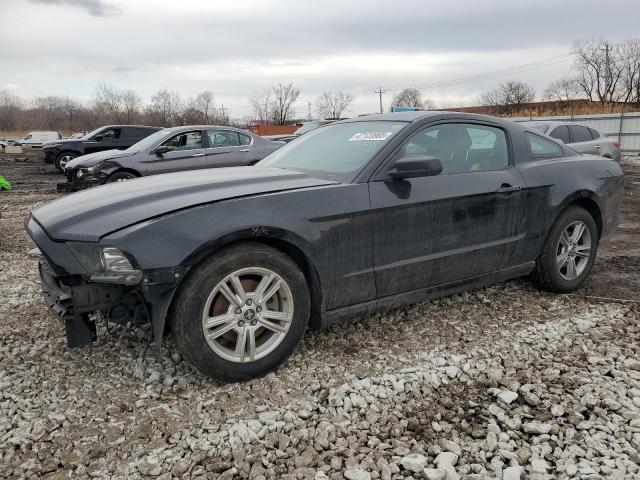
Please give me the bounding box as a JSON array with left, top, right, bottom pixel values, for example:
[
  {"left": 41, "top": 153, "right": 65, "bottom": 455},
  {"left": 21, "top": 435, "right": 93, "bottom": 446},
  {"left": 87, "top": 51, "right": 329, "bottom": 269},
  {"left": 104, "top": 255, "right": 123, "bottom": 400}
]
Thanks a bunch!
[
  {"left": 170, "top": 243, "right": 310, "bottom": 381},
  {"left": 533, "top": 206, "right": 598, "bottom": 292},
  {"left": 55, "top": 152, "right": 77, "bottom": 173},
  {"left": 106, "top": 171, "right": 137, "bottom": 183}
]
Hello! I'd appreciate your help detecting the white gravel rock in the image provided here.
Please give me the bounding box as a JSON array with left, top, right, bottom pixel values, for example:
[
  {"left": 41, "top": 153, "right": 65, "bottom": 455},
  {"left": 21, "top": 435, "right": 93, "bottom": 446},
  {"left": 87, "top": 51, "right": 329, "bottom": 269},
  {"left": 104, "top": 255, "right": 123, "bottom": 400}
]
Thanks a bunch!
[{"left": 401, "top": 453, "right": 428, "bottom": 472}]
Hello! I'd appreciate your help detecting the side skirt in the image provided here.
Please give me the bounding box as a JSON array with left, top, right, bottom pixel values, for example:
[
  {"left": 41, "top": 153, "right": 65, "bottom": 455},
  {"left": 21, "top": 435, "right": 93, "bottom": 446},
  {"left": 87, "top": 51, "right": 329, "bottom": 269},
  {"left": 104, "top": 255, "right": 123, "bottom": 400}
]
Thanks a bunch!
[{"left": 321, "top": 262, "right": 535, "bottom": 328}]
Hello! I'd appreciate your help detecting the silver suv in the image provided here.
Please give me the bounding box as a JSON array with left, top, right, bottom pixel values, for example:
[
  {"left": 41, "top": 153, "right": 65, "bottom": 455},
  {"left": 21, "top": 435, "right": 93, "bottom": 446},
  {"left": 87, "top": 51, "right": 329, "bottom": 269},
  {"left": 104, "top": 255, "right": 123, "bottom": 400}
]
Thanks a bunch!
[{"left": 520, "top": 121, "right": 621, "bottom": 162}]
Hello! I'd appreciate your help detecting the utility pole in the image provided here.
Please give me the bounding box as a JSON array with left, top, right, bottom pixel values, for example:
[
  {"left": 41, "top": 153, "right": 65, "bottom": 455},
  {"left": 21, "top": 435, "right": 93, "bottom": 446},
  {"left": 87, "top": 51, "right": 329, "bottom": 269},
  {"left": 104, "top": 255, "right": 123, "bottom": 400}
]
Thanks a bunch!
[
  {"left": 374, "top": 88, "right": 385, "bottom": 113},
  {"left": 220, "top": 104, "right": 228, "bottom": 125}
]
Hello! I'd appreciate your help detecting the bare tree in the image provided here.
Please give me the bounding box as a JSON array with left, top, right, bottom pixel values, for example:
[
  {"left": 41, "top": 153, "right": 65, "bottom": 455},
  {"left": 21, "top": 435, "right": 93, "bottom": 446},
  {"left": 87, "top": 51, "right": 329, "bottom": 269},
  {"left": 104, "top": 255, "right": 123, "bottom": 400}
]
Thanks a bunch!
[
  {"left": 270, "top": 83, "right": 300, "bottom": 125},
  {"left": 147, "top": 88, "right": 183, "bottom": 127},
  {"left": 480, "top": 80, "right": 535, "bottom": 108},
  {"left": 92, "top": 82, "right": 124, "bottom": 123},
  {"left": 619, "top": 39, "right": 640, "bottom": 104},
  {"left": 61, "top": 96, "right": 82, "bottom": 134},
  {"left": 121, "top": 90, "right": 142, "bottom": 124},
  {"left": 316, "top": 91, "right": 353, "bottom": 119},
  {"left": 250, "top": 89, "right": 273, "bottom": 123},
  {"left": 543, "top": 78, "right": 581, "bottom": 102},
  {"left": 390, "top": 88, "right": 434, "bottom": 110},
  {"left": 0, "top": 88, "right": 23, "bottom": 131},
  {"left": 572, "top": 39, "right": 625, "bottom": 103},
  {"left": 33, "top": 96, "right": 64, "bottom": 130},
  {"left": 187, "top": 90, "right": 219, "bottom": 124}
]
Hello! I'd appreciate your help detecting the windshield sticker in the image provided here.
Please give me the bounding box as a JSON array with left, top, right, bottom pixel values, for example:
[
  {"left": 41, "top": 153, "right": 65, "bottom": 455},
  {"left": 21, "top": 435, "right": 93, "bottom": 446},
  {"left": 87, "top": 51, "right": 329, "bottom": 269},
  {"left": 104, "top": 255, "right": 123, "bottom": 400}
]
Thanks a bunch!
[{"left": 348, "top": 132, "right": 394, "bottom": 142}]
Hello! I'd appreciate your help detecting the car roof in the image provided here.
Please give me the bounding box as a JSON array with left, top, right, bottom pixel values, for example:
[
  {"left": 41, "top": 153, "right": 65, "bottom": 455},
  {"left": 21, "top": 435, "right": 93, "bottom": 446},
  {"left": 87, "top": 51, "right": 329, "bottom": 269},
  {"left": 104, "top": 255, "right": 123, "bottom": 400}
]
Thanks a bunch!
[
  {"left": 164, "top": 125, "right": 253, "bottom": 133},
  {"left": 98, "top": 125, "right": 161, "bottom": 128},
  {"left": 340, "top": 111, "right": 523, "bottom": 128}
]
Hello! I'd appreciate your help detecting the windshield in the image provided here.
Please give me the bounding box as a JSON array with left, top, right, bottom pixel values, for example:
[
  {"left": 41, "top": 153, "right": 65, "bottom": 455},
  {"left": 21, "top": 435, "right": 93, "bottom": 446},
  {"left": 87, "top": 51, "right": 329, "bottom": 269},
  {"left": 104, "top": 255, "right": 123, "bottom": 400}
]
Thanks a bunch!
[
  {"left": 258, "top": 121, "right": 406, "bottom": 182},
  {"left": 125, "top": 129, "right": 172, "bottom": 152},
  {"left": 82, "top": 127, "right": 106, "bottom": 140}
]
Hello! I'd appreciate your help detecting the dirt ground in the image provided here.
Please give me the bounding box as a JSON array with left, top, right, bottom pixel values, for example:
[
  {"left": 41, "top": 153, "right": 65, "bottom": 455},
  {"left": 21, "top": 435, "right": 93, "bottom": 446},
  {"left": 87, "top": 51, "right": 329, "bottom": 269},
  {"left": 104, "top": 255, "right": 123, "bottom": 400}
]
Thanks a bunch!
[{"left": 0, "top": 153, "right": 639, "bottom": 479}]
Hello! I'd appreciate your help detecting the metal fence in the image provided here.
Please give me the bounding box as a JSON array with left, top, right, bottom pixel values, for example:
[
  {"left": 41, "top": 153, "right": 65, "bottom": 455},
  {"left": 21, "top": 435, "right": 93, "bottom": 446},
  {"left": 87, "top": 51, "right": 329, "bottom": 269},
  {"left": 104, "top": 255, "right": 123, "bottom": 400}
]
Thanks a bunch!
[{"left": 510, "top": 111, "right": 640, "bottom": 155}]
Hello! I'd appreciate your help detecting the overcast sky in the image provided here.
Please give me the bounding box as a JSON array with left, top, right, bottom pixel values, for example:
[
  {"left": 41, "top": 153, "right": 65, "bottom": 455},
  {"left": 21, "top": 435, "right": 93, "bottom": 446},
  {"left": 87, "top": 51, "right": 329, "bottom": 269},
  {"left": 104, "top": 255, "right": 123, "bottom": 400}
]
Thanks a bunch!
[{"left": 1, "top": 0, "right": 639, "bottom": 118}]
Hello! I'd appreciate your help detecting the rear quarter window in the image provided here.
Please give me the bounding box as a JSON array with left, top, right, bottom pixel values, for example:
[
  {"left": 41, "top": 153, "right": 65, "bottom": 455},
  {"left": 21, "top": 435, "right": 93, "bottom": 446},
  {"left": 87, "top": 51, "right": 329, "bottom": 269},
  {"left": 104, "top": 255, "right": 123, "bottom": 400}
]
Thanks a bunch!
[
  {"left": 526, "top": 133, "right": 564, "bottom": 159},
  {"left": 588, "top": 128, "right": 601, "bottom": 139}
]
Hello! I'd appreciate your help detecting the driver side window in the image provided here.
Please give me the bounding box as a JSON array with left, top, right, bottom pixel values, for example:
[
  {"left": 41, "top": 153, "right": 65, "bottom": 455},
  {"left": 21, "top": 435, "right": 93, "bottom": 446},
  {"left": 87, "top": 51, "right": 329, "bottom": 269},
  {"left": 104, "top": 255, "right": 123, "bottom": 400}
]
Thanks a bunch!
[
  {"left": 161, "top": 131, "right": 203, "bottom": 152},
  {"left": 396, "top": 123, "right": 509, "bottom": 175},
  {"left": 101, "top": 128, "right": 121, "bottom": 140}
]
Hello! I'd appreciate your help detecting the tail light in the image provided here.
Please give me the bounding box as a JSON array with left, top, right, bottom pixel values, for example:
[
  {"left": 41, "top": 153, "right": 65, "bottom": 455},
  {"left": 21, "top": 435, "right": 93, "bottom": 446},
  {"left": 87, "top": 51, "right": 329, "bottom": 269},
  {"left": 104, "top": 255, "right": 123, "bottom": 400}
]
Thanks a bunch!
[
  {"left": 23, "top": 212, "right": 31, "bottom": 228},
  {"left": 613, "top": 141, "right": 621, "bottom": 149}
]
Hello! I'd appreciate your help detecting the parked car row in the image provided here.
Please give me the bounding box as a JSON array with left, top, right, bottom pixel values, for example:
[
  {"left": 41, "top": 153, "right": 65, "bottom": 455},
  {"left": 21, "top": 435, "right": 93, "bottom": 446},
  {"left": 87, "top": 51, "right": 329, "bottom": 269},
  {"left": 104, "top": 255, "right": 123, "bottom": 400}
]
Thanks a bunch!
[
  {"left": 57, "top": 126, "right": 284, "bottom": 192},
  {"left": 28, "top": 111, "right": 624, "bottom": 381}
]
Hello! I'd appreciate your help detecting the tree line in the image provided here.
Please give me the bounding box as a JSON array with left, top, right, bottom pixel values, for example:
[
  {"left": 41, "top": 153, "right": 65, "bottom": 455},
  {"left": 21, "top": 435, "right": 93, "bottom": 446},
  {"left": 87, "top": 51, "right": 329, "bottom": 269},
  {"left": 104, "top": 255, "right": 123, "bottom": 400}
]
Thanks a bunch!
[{"left": 1, "top": 37, "right": 639, "bottom": 134}]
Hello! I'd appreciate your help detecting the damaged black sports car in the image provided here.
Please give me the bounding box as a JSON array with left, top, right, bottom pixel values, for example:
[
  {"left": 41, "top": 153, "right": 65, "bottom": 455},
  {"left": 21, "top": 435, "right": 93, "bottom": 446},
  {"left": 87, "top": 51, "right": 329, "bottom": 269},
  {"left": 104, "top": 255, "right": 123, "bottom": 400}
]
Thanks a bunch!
[{"left": 27, "top": 112, "right": 624, "bottom": 381}]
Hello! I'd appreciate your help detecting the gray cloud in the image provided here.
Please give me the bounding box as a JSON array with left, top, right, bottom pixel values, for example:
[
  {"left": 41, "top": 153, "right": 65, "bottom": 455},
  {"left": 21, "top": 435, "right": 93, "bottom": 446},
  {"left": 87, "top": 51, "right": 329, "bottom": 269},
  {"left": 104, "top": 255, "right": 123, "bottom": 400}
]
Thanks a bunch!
[
  {"left": 29, "top": 0, "right": 120, "bottom": 16},
  {"left": 3, "top": 0, "right": 640, "bottom": 116}
]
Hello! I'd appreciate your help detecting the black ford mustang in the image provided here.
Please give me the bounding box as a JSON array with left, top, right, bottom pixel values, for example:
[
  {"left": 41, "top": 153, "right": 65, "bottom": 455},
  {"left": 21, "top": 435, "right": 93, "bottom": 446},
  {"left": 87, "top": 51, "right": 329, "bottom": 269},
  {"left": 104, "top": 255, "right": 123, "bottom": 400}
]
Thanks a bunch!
[{"left": 27, "top": 112, "right": 624, "bottom": 381}]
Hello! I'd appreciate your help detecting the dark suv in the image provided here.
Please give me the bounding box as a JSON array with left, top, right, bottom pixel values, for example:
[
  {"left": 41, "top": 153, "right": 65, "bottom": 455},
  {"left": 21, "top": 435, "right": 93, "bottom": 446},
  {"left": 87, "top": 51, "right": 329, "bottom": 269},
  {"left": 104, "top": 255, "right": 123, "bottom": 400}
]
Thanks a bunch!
[{"left": 43, "top": 125, "right": 161, "bottom": 172}]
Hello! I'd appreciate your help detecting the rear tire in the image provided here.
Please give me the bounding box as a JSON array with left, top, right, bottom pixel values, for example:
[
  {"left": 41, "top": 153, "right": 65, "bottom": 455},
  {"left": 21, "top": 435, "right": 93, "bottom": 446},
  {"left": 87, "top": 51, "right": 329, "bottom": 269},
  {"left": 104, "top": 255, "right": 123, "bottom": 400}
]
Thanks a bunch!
[
  {"left": 533, "top": 206, "right": 599, "bottom": 293},
  {"left": 106, "top": 171, "right": 137, "bottom": 183},
  {"left": 170, "top": 243, "right": 310, "bottom": 381},
  {"left": 55, "top": 152, "right": 77, "bottom": 173}
]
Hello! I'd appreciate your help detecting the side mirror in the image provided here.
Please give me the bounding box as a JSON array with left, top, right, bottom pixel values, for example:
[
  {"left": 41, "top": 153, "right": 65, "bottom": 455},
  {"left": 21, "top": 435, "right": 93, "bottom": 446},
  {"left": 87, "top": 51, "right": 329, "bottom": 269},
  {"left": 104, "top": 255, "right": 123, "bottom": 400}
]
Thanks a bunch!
[
  {"left": 93, "top": 134, "right": 103, "bottom": 142},
  {"left": 390, "top": 156, "right": 442, "bottom": 179},
  {"left": 154, "top": 145, "right": 172, "bottom": 155}
]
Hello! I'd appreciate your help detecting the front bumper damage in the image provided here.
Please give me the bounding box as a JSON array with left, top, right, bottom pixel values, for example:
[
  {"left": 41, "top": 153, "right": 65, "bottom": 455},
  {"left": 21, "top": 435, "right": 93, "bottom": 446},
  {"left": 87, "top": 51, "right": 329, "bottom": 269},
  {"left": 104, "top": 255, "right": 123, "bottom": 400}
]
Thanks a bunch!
[
  {"left": 57, "top": 169, "right": 106, "bottom": 193},
  {"left": 29, "top": 219, "right": 184, "bottom": 347}
]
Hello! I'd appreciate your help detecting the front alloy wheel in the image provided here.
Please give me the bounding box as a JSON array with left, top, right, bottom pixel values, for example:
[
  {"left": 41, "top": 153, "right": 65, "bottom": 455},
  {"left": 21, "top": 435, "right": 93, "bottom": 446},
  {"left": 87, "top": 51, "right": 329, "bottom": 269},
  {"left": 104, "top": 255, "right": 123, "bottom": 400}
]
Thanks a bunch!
[
  {"left": 170, "top": 243, "right": 310, "bottom": 381},
  {"left": 55, "top": 153, "right": 77, "bottom": 173},
  {"left": 202, "top": 267, "right": 293, "bottom": 363}
]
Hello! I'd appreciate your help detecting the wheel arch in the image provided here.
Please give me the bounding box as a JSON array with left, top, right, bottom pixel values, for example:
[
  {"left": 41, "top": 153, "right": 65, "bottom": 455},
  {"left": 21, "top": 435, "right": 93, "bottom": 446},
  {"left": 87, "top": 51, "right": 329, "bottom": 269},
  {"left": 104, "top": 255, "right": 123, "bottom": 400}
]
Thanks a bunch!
[
  {"left": 555, "top": 191, "right": 603, "bottom": 238},
  {"left": 56, "top": 149, "right": 81, "bottom": 157},
  {"left": 107, "top": 168, "right": 141, "bottom": 180},
  {"left": 166, "top": 231, "right": 324, "bottom": 335}
]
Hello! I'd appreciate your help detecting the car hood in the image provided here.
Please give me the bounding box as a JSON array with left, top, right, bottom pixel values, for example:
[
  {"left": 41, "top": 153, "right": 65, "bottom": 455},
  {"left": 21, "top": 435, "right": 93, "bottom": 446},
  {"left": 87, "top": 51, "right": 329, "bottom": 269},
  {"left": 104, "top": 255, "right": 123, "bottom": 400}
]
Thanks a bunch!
[
  {"left": 32, "top": 167, "right": 336, "bottom": 242},
  {"left": 66, "top": 149, "right": 137, "bottom": 169}
]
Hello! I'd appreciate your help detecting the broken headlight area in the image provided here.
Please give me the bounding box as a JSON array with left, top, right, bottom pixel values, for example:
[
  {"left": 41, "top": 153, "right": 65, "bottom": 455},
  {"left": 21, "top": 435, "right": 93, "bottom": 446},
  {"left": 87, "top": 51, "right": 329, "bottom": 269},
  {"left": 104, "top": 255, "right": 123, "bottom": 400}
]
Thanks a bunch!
[{"left": 67, "top": 243, "right": 143, "bottom": 285}]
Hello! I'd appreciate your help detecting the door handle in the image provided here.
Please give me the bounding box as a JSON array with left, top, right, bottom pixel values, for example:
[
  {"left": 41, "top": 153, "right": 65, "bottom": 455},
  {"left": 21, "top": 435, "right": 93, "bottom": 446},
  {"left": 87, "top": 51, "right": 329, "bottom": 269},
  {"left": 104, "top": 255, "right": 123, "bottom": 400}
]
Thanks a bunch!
[
  {"left": 496, "top": 184, "right": 522, "bottom": 194},
  {"left": 239, "top": 148, "right": 250, "bottom": 152},
  {"left": 594, "top": 145, "right": 601, "bottom": 149},
  {"left": 192, "top": 153, "right": 205, "bottom": 157}
]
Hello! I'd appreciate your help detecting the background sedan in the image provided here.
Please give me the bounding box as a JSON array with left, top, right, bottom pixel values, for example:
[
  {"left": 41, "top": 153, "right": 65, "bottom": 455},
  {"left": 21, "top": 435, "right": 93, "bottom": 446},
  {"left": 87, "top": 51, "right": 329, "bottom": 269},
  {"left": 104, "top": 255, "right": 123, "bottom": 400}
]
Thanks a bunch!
[
  {"left": 60, "top": 125, "right": 284, "bottom": 191},
  {"left": 519, "top": 121, "right": 621, "bottom": 162}
]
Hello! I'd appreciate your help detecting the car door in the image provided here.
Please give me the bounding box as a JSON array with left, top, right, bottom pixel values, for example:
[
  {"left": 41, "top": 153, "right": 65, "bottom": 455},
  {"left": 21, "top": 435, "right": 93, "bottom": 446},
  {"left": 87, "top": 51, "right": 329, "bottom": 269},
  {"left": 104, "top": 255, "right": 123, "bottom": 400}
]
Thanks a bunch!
[
  {"left": 568, "top": 125, "right": 599, "bottom": 155},
  {"left": 141, "top": 130, "right": 207, "bottom": 175},
  {"left": 83, "top": 128, "right": 122, "bottom": 154},
  {"left": 369, "top": 121, "right": 527, "bottom": 297},
  {"left": 205, "top": 130, "right": 250, "bottom": 167}
]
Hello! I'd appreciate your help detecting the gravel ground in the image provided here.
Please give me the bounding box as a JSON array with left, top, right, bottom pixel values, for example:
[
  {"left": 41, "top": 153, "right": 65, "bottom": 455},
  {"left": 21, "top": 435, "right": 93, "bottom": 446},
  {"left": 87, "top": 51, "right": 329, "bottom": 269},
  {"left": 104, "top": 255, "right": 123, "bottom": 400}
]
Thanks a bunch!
[{"left": 1, "top": 154, "right": 639, "bottom": 479}]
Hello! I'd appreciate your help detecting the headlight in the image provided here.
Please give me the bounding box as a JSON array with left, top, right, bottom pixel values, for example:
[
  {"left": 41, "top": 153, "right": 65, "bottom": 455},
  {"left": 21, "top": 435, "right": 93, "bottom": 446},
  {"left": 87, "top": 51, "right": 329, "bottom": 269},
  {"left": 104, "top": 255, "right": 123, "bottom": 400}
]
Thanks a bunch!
[
  {"left": 87, "top": 163, "right": 102, "bottom": 174},
  {"left": 67, "top": 243, "right": 143, "bottom": 285},
  {"left": 77, "top": 169, "right": 85, "bottom": 177}
]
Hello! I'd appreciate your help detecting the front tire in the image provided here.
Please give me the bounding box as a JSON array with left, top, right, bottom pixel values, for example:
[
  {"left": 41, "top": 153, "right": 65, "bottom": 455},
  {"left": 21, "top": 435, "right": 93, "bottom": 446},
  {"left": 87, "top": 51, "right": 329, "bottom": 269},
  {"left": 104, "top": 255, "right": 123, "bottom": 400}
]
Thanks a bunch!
[
  {"left": 533, "top": 206, "right": 599, "bottom": 293},
  {"left": 170, "top": 243, "right": 310, "bottom": 381},
  {"left": 55, "top": 152, "right": 77, "bottom": 173}
]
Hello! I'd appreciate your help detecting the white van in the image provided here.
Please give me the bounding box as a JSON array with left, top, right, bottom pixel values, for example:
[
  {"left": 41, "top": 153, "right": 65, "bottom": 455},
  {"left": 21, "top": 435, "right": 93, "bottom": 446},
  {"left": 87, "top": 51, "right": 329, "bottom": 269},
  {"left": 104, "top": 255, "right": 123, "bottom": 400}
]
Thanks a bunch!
[{"left": 15, "top": 131, "right": 62, "bottom": 147}]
